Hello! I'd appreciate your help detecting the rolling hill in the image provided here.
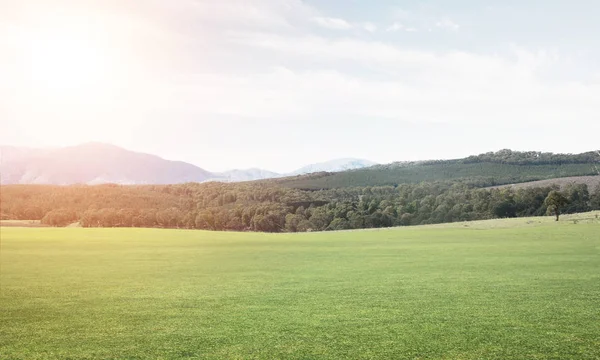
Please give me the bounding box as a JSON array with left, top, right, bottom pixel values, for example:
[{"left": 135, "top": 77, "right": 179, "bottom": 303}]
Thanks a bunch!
[{"left": 272, "top": 149, "right": 600, "bottom": 189}]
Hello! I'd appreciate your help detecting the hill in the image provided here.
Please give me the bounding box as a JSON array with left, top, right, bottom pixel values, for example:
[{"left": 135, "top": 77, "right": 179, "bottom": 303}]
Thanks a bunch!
[
  {"left": 0, "top": 143, "right": 213, "bottom": 185},
  {"left": 273, "top": 149, "right": 600, "bottom": 189}
]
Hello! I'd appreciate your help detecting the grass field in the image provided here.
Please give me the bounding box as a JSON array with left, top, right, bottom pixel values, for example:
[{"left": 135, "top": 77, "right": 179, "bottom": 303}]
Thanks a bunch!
[{"left": 1, "top": 215, "right": 599, "bottom": 359}]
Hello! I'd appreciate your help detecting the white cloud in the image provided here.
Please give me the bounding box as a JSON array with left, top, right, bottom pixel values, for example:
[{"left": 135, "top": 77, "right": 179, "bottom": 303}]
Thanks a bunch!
[
  {"left": 311, "top": 17, "right": 352, "bottom": 30},
  {"left": 386, "top": 22, "right": 417, "bottom": 33},
  {"left": 388, "top": 6, "right": 459, "bottom": 33},
  {"left": 185, "top": 0, "right": 317, "bottom": 28},
  {"left": 221, "top": 33, "right": 600, "bottom": 130},
  {"left": 390, "top": 7, "right": 412, "bottom": 20},
  {"left": 435, "top": 18, "right": 460, "bottom": 31},
  {"left": 362, "top": 22, "right": 377, "bottom": 33},
  {"left": 311, "top": 17, "right": 376, "bottom": 33},
  {"left": 152, "top": 62, "right": 600, "bottom": 141},
  {"left": 386, "top": 22, "right": 404, "bottom": 32}
]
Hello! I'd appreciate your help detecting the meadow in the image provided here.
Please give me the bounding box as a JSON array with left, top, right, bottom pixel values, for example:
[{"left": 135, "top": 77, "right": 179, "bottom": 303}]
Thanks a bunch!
[{"left": 1, "top": 214, "right": 599, "bottom": 359}]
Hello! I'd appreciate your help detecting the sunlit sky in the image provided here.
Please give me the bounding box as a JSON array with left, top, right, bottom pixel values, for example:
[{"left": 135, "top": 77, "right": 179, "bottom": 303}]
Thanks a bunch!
[{"left": 1, "top": 0, "right": 599, "bottom": 172}]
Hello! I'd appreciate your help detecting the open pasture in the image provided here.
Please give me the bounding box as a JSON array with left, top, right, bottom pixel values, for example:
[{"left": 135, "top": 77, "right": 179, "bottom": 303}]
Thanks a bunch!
[{"left": 1, "top": 216, "right": 599, "bottom": 359}]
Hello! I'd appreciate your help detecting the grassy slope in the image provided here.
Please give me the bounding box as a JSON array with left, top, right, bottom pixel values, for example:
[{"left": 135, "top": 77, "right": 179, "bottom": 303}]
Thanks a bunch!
[
  {"left": 276, "top": 162, "right": 598, "bottom": 189},
  {"left": 489, "top": 175, "right": 600, "bottom": 190},
  {"left": 1, "top": 214, "right": 599, "bottom": 359}
]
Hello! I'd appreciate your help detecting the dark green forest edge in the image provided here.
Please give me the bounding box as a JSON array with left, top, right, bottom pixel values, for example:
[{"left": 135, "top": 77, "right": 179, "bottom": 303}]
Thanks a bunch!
[{"left": 2, "top": 150, "right": 599, "bottom": 232}]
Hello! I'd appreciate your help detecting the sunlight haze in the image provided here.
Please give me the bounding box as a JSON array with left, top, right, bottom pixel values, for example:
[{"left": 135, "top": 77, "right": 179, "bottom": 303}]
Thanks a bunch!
[{"left": 1, "top": 0, "right": 599, "bottom": 172}]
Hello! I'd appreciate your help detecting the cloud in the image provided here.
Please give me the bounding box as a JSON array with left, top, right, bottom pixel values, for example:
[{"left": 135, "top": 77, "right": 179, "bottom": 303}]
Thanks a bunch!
[
  {"left": 153, "top": 61, "right": 600, "bottom": 141},
  {"left": 386, "top": 22, "right": 404, "bottom": 32},
  {"left": 311, "top": 16, "right": 352, "bottom": 30},
  {"left": 386, "top": 22, "right": 417, "bottom": 33},
  {"left": 435, "top": 18, "right": 460, "bottom": 31},
  {"left": 311, "top": 17, "right": 376, "bottom": 33},
  {"left": 219, "top": 33, "right": 600, "bottom": 130},
  {"left": 390, "top": 7, "right": 412, "bottom": 20},
  {"left": 362, "top": 22, "right": 377, "bottom": 33},
  {"left": 184, "top": 0, "right": 317, "bottom": 29},
  {"left": 388, "top": 6, "right": 459, "bottom": 33}
]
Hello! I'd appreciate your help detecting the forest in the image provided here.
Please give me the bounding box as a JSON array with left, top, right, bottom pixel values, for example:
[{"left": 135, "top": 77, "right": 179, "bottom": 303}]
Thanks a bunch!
[{"left": 2, "top": 179, "right": 599, "bottom": 232}]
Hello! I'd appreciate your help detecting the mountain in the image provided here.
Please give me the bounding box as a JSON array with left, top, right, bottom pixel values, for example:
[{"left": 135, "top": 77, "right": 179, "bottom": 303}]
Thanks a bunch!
[
  {"left": 289, "top": 158, "right": 377, "bottom": 175},
  {"left": 212, "top": 159, "right": 377, "bottom": 182},
  {"left": 209, "top": 168, "right": 282, "bottom": 182},
  {"left": 0, "top": 143, "right": 213, "bottom": 185},
  {"left": 0, "top": 143, "right": 378, "bottom": 185},
  {"left": 274, "top": 149, "right": 600, "bottom": 189}
]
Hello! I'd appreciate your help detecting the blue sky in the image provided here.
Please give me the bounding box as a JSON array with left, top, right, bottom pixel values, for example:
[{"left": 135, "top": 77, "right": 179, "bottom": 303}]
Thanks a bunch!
[{"left": 1, "top": 0, "right": 599, "bottom": 172}]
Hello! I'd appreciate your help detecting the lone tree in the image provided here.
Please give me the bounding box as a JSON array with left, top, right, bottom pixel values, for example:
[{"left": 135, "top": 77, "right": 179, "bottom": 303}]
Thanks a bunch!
[{"left": 544, "top": 190, "right": 570, "bottom": 221}]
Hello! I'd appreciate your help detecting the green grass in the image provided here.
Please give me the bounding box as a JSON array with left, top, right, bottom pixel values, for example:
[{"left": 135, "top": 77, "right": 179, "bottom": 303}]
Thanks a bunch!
[{"left": 1, "top": 216, "right": 599, "bottom": 359}]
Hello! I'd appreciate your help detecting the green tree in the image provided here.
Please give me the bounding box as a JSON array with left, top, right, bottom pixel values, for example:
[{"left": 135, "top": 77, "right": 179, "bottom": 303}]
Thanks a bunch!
[
  {"left": 285, "top": 213, "right": 304, "bottom": 232},
  {"left": 493, "top": 200, "right": 517, "bottom": 218},
  {"left": 327, "top": 218, "right": 350, "bottom": 231},
  {"left": 195, "top": 210, "right": 215, "bottom": 230},
  {"left": 544, "top": 191, "right": 570, "bottom": 221},
  {"left": 308, "top": 207, "right": 333, "bottom": 231},
  {"left": 41, "top": 209, "right": 77, "bottom": 227},
  {"left": 591, "top": 185, "right": 600, "bottom": 210},
  {"left": 563, "top": 184, "right": 590, "bottom": 213}
]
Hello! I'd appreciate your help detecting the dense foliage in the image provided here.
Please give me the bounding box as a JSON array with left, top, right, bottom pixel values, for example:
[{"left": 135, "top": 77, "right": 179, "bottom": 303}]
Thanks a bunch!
[
  {"left": 463, "top": 149, "right": 600, "bottom": 165},
  {"left": 2, "top": 179, "right": 599, "bottom": 231}
]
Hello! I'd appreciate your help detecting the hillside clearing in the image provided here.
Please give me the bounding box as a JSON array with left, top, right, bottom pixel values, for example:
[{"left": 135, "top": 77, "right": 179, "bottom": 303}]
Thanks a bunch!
[{"left": 489, "top": 175, "right": 600, "bottom": 191}]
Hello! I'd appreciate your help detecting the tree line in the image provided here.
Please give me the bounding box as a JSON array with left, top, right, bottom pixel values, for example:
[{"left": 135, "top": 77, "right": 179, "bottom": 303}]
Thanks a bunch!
[{"left": 2, "top": 180, "right": 599, "bottom": 231}]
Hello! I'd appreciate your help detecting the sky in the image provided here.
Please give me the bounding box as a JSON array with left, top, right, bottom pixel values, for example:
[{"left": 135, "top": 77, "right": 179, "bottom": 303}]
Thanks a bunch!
[{"left": 1, "top": 0, "right": 599, "bottom": 173}]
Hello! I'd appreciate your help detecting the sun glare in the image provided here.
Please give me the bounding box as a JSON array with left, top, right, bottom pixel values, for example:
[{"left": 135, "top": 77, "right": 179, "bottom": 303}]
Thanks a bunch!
[
  {"left": 28, "top": 30, "right": 106, "bottom": 92},
  {"left": 17, "top": 14, "right": 120, "bottom": 100}
]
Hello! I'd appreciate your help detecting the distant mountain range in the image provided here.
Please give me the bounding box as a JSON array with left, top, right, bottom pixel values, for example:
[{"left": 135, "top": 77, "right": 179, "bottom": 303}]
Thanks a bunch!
[
  {"left": 288, "top": 158, "right": 377, "bottom": 175},
  {"left": 0, "top": 143, "right": 377, "bottom": 185}
]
